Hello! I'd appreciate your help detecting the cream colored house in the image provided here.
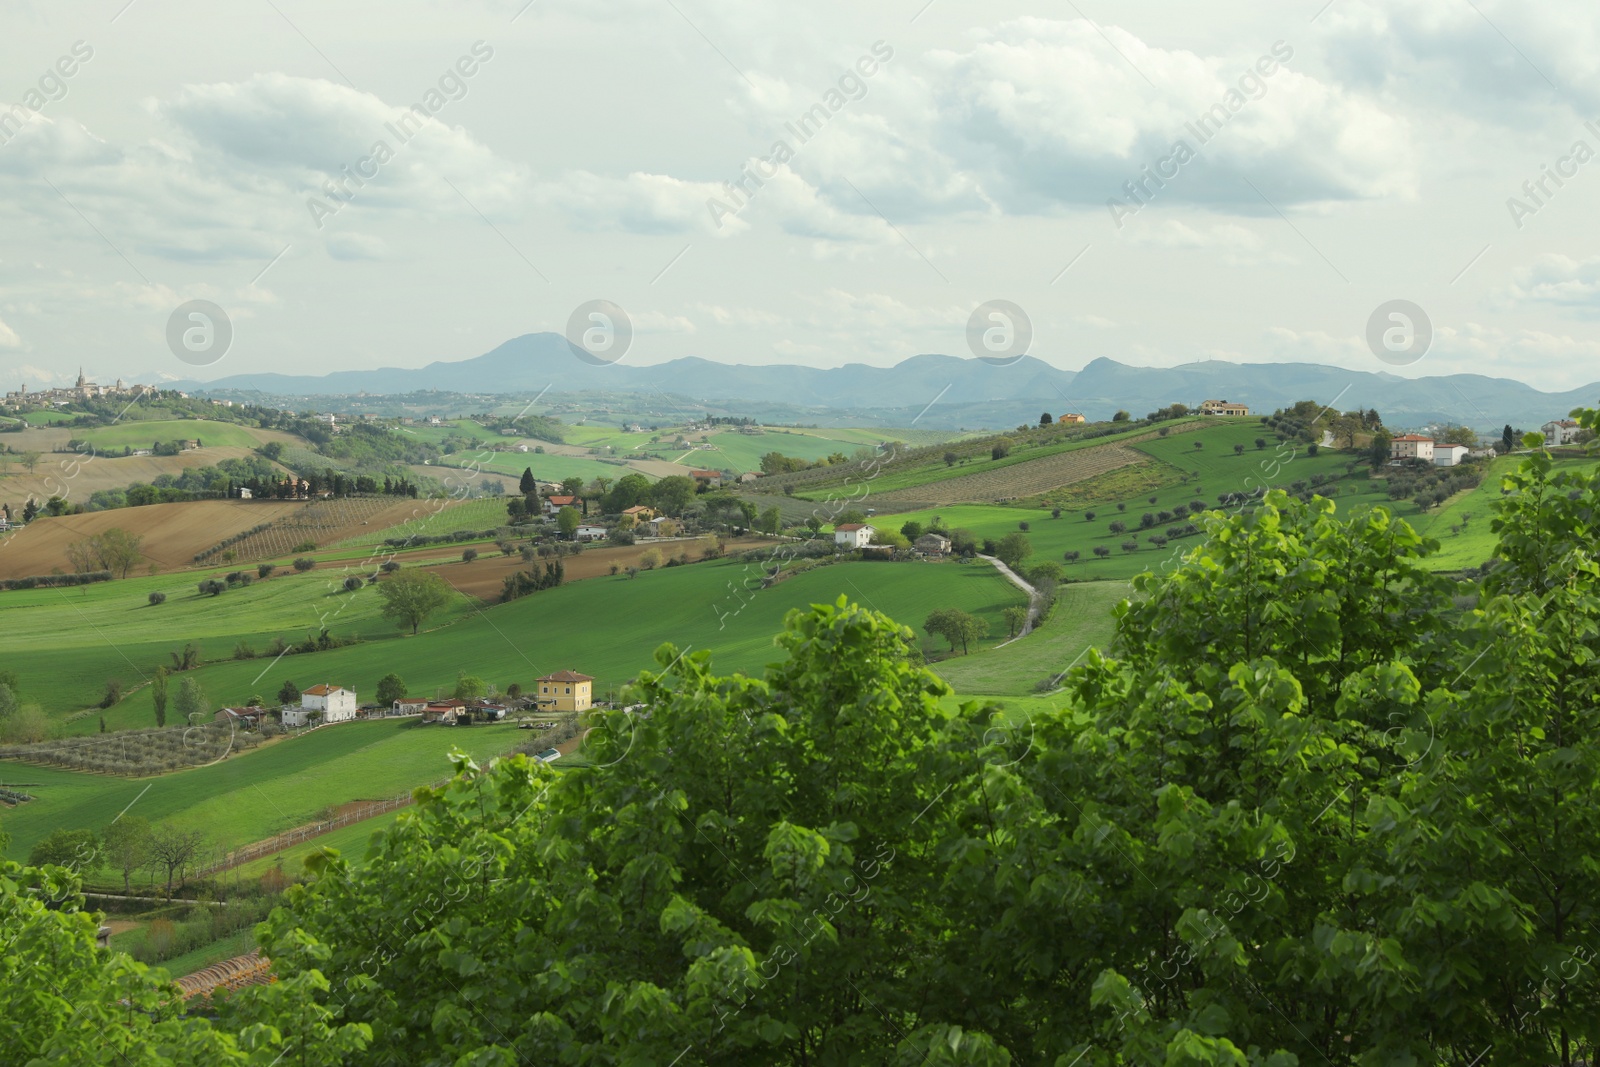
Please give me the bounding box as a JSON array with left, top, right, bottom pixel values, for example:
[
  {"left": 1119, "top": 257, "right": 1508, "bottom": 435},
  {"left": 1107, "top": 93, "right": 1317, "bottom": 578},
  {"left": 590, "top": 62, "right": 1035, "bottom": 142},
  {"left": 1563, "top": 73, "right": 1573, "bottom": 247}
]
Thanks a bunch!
[{"left": 537, "top": 670, "right": 594, "bottom": 712}]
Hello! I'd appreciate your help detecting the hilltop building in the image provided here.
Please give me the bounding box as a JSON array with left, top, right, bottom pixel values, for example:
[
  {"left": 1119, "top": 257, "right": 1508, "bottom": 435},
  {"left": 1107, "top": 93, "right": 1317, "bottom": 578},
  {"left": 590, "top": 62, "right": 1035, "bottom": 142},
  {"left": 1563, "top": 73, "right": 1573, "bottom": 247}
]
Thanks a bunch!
[
  {"left": 537, "top": 670, "right": 593, "bottom": 713},
  {"left": 1199, "top": 399, "right": 1251, "bottom": 416},
  {"left": 2, "top": 369, "right": 156, "bottom": 407},
  {"left": 1390, "top": 434, "right": 1435, "bottom": 462}
]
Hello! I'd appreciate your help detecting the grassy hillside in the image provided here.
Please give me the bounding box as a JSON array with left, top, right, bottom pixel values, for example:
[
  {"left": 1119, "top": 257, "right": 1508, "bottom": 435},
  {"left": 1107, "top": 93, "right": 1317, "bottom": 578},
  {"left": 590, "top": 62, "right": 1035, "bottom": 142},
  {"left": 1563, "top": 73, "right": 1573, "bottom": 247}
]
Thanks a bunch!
[
  {"left": 75, "top": 420, "right": 263, "bottom": 451},
  {"left": 0, "top": 719, "right": 526, "bottom": 860},
  {"left": 437, "top": 449, "right": 637, "bottom": 484},
  {"left": 0, "top": 566, "right": 479, "bottom": 724},
  {"left": 78, "top": 558, "right": 1023, "bottom": 728},
  {"left": 930, "top": 580, "right": 1129, "bottom": 696}
]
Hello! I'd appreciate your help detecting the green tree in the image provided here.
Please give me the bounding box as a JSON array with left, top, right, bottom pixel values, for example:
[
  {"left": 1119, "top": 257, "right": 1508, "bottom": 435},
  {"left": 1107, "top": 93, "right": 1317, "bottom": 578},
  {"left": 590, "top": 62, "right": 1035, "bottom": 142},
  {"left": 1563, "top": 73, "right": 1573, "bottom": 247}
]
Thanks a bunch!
[
  {"left": 277, "top": 679, "right": 301, "bottom": 705},
  {"left": 900, "top": 520, "right": 924, "bottom": 541},
  {"left": 151, "top": 666, "right": 169, "bottom": 728},
  {"left": 173, "top": 675, "right": 208, "bottom": 724},
  {"left": 376, "top": 569, "right": 452, "bottom": 635},
  {"left": 759, "top": 506, "right": 783, "bottom": 535},
  {"left": 923, "top": 607, "right": 987, "bottom": 654},
  {"left": 1001, "top": 604, "right": 1029, "bottom": 638},
  {"left": 649, "top": 475, "right": 697, "bottom": 515},
  {"left": 993, "top": 531, "right": 1033, "bottom": 568},
  {"left": 603, "top": 473, "right": 652, "bottom": 513},
  {"left": 27, "top": 828, "right": 100, "bottom": 872},
  {"left": 519, "top": 467, "right": 536, "bottom": 494},
  {"left": 453, "top": 672, "right": 487, "bottom": 702},
  {"left": 557, "top": 505, "right": 582, "bottom": 539},
  {"left": 1369, "top": 429, "right": 1392, "bottom": 468},
  {"left": 0, "top": 682, "right": 17, "bottom": 719},
  {"left": 1112, "top": 409, "right": 1130, "bottom": 421},
  {"left": 560, "top": 476, "right": 585, "bottom": 497},
  {"left": 375, "top": 672, "right": 408, "bottom": 706},
  {"left": 101, "top": 816, "right": 151, "bottom": 893}
]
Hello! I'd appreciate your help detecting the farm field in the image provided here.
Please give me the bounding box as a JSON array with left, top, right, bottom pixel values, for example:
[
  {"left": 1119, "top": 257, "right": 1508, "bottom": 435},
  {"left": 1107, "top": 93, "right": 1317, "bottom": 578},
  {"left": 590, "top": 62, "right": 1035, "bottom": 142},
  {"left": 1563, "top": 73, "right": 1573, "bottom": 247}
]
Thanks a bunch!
[
  {"left": 0, "top": 718, "right": 529, "bottom": 861},
  {"left": 0, "top": 445, "right": 266, "bottom": 507},
  {"left": 0, "top": 499, "right": 309, "bottom": 578},
  {"left": 930, "top": 580, "right": 1130, "bottom": 696},
  {"left": 433, "top": 536, "right": 768, "bottom": 600},
  {"left": 88, "top": 557, "right": 1027, "bottom": 734},
  {"left": 700, "top": 429, "right": 880, "bottom": 473},
  {"left": 877, "top": 443, "right": 1151, "bottom": 505},
  {"left": 436, "top": 449, "right": 646, "bottom": 484},
  {"left": 327, "top": 497, "right": 510, "bottom": 549},
  {"left": 73, "top": 420, "right": 264, "bottom": 451},
  {"left": 0, "top": 565, "right": 480, "bottom": 724},
  {"left": 232, "top": 809, "right": 403, "bottom": 881}
]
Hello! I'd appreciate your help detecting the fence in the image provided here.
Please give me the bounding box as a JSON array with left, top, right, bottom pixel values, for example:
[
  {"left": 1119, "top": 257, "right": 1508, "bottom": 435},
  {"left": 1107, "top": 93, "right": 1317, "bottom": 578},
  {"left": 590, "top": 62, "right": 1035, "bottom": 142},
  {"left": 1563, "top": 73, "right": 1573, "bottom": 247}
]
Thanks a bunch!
[{"left": 200, "top": 789, "right": 428, "bottom": 875}]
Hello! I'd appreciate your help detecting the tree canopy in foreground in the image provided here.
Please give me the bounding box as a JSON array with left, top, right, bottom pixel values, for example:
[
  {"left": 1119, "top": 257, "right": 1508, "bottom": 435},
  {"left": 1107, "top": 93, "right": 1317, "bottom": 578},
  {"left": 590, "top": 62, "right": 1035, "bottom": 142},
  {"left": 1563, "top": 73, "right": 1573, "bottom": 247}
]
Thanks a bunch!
[{"left": 7, "top": 429, "right": 1600, "bottom": 1064}]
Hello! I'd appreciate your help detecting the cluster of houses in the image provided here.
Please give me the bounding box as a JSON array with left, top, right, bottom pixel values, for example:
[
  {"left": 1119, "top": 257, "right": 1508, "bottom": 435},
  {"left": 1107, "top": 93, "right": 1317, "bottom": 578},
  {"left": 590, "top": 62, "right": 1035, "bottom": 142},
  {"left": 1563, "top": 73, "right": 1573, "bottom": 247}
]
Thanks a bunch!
[
  {"left": 212, "top": 671, "right": 597, "bottom": 731},
  {"left": 1387, "top": 435, "right": 1480, "bottom": 466},
  {"left": 2, "top": 368, "right": 159, "bottom": 408},
  {"left": 834, "top": 523, "right": 955, "bottom": 560}
]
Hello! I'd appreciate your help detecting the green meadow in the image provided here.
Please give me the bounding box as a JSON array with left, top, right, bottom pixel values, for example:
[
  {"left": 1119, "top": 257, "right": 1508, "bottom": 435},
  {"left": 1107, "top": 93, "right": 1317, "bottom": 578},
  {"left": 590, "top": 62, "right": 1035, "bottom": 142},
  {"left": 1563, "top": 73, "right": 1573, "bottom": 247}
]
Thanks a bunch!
[
  {"left": 75, "top": 420, "right": 263, "bottom": 451},
  {"left": 437, "top": 449, "right": 636, "bottom": 484}
]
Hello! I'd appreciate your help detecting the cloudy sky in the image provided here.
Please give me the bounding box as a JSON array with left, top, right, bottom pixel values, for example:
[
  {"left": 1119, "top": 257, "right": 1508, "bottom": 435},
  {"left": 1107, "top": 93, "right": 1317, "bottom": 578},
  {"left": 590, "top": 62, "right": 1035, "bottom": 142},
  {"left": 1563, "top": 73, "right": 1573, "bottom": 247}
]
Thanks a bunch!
[{"left": 3, "top": 0, "right": 1599, "bottom": 391}]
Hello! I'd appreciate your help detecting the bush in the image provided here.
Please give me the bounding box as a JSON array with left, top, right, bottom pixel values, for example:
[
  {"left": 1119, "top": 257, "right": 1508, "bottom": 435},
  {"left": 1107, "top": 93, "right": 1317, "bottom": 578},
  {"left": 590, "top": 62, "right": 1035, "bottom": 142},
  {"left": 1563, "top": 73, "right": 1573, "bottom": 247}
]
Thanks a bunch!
[
  {"left": 147, "top": 591, "right": 166, "bottom": 606},
  {"left": 343, "top": 576, "right": 364, "bottom": 592},
  {"left": 292, "top": 557, "right": 316, "bottom": 572},
  {"left": 257, "top": 563, "right": 275, "bottom": 579},
  {"left": 197, "top": 579, "right": 225, "bottom": 596},
  {"left": 638, "top": 548, "right": 662, "bottom": 571},
  {"left": 462, "top": 548, "right": 478, "bottom": 563},
  {"left": 380, "top": 560, "right": 400, "bottom": 573},
  {"left": 292, "top": 540, "right": 317, "bottom": 552}
]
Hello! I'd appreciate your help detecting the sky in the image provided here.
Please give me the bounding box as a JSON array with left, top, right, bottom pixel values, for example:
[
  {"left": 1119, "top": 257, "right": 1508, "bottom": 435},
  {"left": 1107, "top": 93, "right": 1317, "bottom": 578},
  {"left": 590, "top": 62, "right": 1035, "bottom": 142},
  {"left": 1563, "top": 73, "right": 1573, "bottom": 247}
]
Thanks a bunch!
[{"left": 2, "top": 0, "right": 1600, "bottom": 392}]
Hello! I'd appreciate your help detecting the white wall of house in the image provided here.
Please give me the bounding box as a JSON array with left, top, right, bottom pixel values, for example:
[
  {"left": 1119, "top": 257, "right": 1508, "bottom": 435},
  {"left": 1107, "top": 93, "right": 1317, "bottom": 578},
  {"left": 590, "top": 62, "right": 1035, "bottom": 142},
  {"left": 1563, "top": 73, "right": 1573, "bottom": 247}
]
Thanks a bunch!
[
  {"left": 834, "top": 525, "right": 875, "bottom": 549},
  {"left": 303, "top": 687, "right": 358, "bottom": 723},
  {"left": 1433, "top": 445, "right": 1469, "bottom": 467}
]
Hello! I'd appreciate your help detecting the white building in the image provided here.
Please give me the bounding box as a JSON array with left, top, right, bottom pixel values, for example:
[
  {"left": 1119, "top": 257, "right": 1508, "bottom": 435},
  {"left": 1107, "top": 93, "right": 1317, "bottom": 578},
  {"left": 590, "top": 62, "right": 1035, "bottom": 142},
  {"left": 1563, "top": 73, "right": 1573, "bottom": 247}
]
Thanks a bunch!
[
  {"left": 281, "top": 684, "right": 358, "bottom": 726},
  {"left": 1433, "top": 444, "right": 1470, "bottom": 467},
  {"left": 834, "top": 523, "right": 875, "bottom": 549},
  {"left": 1390, "top": 435, "right": 1435, "bottom": 462},
  {"left": 1543, "top": 419, "right": 1582, "bottom": 446},
  {"left": 574, "top": 524, "right": 608, "bottom": 542}
]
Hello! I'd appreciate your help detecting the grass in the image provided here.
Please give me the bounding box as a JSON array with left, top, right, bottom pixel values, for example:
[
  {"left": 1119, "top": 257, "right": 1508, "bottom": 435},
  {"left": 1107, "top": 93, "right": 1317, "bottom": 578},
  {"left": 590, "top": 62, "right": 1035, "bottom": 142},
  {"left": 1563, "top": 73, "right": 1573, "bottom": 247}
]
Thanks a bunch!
[
  {"left": 0, "top": 718, "right": 529, "bottom": 859},
  {"left": 74, "top": 420, "right": 263, "bottom": 451},
  {"left": 327, "top": 498, "right": 511, "bottom": 549},
  {"left": 702, "top": 429, "right": 889, "bottom": 473},
  {"left": 437, "top": 450, "right": 638, "bottom": 484},
  {"left": 231, "top": 809, "right": 404, "bottom": 881},
  {"left": 70, "top": 557, "right": 1026, "bottom": 749},
  {"left": 0, "top": 567, "right": 479, "bottom": 726},
  {"left": 930, "top": 581, "right": 1129, "bottom": 696}
]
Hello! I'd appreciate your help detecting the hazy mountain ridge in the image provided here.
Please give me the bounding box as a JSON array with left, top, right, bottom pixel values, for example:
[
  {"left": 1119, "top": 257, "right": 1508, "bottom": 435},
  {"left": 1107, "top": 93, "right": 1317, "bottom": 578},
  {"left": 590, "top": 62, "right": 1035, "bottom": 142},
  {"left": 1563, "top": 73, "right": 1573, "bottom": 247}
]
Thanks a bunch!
[{"left": 175, "top": 333, "right": 1600, "bottom": 430}]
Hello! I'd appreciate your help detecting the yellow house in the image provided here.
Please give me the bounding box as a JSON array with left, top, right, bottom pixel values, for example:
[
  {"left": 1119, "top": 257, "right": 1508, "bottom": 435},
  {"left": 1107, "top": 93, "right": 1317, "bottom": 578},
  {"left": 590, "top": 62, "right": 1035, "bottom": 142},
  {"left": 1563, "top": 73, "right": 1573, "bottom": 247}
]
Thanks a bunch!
[{"left": 537, "top": 670, "right": 594, "bottom": 712}]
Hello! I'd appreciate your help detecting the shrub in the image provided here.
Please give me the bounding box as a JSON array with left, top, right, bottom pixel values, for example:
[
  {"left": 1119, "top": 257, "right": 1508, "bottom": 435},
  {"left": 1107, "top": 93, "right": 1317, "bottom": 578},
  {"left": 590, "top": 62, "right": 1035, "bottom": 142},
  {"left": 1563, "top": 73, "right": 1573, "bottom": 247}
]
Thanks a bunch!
[
  {"left": 293, "top": 557, "right": 316, "bottom": 572},
  {"left": 233, "top": 640, "right": 255, "bottom": 660},
  {"left": 1120, "top": 540, "right": 1140, "bottom": 553},
  {"left": 343, "top": 576, "right": 364, "bottom": 592},
  {"left": 380, "top": 561, "right": 400, "bottom": 573},
  {"left": 257, "top": 563, "right": 275, "bottom": 579},
  {"left": 197, "top": 579, "right": 225, "bottom": 596},
  {"left": 1093, "top": 545, "right": 1111, "bottom": 558},
  {"left": 147, "top": 591, "right": 166, "bottom": 606},
  {"left": 1018, "top": 521, "right": 1030, "bottom": 532},
  {"left": 293, "top": 540, "right": 317, "bottom": 552},
  {"left": 639, "top": 548, "right": 662, "bottom": 571},
  {"left": 462, "top": 548, "right": 478, "bottom": 563},
  {"left": 1084, "top": 511, "right": 1096, "bottom": 521}
]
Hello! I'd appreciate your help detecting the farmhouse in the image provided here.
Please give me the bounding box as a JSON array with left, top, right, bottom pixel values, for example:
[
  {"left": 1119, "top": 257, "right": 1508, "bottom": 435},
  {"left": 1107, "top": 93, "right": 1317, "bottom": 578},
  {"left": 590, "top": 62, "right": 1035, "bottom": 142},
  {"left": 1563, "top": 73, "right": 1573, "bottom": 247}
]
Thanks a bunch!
[
  {"left": 1390, "top": 434, "right": 1435, "bottom": 462},
  {"left": 1057, "top": 413, "right": 1087, "bottom": 425},
  {"left": 1199, "top": 400, "right": 1251, "bottom": 417},
  {"left": 620, "top": 505, "right": 657, "bottom": 521},
  {"left": 1543, "top": 419, "right": 1582, "bottom": 446},
  {"left": 423, "top": 699, "right": 467, "bottom": 724},
  {"left": 689, "top": 469, "right": 723, "bottom": 488},
  {"left": 1433, "top": 443, "right": 1470, "bottom": 467},
  {"left": 542, "top": 495, "right": 579, "bottom": 518},
  {"left": 915, "top": 532, "right": 952, "bottom": 559},
  {"left": 834, "top": 523, "right": 875, "bottom": 549},
  {"left": 305, "top": 683, "right": 357, "bottom": 720},
  {"left": 391, "top": 697, "right": 429, "bottom": 715},
  {"left": 537, "top": 669, "right": 593, "bottom": 713},
  {"left": 574, "top": 524, "right": 608, "bottom": 542}
]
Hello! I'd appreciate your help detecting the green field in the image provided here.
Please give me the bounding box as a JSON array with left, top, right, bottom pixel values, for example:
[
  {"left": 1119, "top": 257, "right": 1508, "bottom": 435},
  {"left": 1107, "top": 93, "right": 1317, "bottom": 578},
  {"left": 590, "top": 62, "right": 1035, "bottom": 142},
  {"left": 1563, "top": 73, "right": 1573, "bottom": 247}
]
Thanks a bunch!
[
  {"left": 47, "top": 557, "right": 1021, "bottom": 732},
  {"left": 0, "top": 718, "right": 528, "bottom": 859},
  {"left": 328, "top": 498, "right": 511, "bottom": 549},
  {"left": 437, "top": 450, "right": 639, "bottom": 484},
  {"left": 930, "top": 580, "right": 1129, "bottom": 696},
  {"left": 74, "top": 420, "right": 263, "bottom": 451},
  {"left": 703, "top": 430, "right": 879, "bottom": 473},
  {"left": 20, "top": 409, "right": 81, "bottom": 425},
  {"left": 0, "top": 567, "right": 479, "bottom": 726}
]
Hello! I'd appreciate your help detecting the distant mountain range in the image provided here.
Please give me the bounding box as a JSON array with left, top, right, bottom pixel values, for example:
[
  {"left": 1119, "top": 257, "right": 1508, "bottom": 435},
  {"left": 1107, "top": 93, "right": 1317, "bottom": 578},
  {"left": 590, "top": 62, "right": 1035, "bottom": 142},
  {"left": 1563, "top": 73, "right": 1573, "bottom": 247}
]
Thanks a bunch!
[{"left": 176, "top": 332, "right": 1600, "bottom": 431}]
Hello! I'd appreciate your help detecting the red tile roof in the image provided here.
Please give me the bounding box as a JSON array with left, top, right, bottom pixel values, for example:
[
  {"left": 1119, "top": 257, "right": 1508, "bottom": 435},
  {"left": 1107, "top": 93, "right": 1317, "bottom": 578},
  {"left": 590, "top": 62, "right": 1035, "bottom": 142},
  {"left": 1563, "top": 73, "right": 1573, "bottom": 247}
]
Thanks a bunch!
[
  {"left": 835, "top": 523, "right": 870, "bottom": 532},
  {"left": 302, "top": 684, "right": 348, "bottom": 696},
  {"left": 546, "top": 495, "right": 577, "bottom": 506},
  {"left": 539, "top": 669, "right": 594, "bottom": 683}
]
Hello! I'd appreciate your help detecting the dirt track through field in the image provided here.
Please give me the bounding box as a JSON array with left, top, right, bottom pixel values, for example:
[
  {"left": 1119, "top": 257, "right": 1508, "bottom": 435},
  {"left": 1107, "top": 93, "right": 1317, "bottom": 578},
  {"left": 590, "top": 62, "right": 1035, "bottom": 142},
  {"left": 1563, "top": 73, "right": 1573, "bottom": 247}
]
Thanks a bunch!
[{"left": 434, "top": 536, "right": 770, "bottom": 600}]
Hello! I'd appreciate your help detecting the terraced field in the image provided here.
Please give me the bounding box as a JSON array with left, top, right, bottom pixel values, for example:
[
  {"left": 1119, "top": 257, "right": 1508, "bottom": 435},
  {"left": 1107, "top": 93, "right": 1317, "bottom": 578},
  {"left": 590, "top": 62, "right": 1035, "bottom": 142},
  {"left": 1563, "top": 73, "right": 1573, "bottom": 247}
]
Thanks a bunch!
[
  {"left": 196, "top": 497, "right": 423, "bottom": 563},
  {"left": 878, "top": 444, "right": 1151, "bottom": 505}
]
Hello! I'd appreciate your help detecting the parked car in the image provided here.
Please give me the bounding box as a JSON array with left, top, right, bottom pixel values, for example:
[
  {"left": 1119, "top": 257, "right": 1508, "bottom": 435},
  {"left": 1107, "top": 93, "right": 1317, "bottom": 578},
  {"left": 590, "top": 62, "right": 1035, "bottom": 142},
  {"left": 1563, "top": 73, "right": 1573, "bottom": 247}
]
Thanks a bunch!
[{"left": 535, "top": 748, "right": 561, "bottom": 763}]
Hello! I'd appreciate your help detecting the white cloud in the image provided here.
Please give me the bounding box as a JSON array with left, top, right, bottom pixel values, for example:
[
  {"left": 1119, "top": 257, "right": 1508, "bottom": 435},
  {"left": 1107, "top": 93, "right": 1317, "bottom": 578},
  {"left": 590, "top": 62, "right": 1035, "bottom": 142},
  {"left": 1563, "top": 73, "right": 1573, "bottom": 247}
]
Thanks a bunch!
[
  {"left": 0, "top": 315, "right": 21, "bottom": 349},
  {"left": 1503, "top": 254, "right": 1600, "bottom": 309}
]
